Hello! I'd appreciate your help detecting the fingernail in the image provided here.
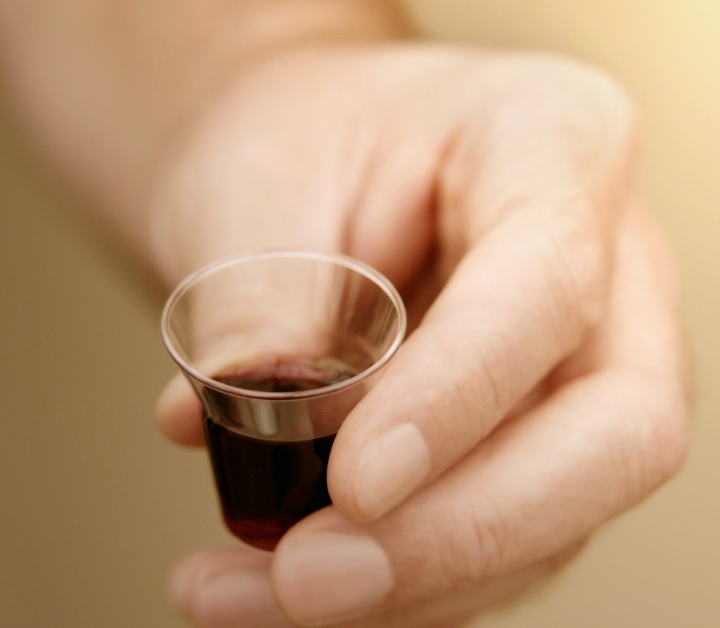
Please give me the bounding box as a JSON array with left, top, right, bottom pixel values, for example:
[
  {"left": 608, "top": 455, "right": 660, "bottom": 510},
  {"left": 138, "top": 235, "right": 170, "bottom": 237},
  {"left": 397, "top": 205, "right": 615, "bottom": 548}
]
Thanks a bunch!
[
  {"left": 201, "top": 571, "right": 277, "bottom": 625},
  {"left": 274, "top": 532, "right": 393, "bottom": 625},
  {"left": 356, "top": 423, "right": 431, "bottom": 519},
  {"left": 172, "top": 562, "right": 285, "bottom": 627}
]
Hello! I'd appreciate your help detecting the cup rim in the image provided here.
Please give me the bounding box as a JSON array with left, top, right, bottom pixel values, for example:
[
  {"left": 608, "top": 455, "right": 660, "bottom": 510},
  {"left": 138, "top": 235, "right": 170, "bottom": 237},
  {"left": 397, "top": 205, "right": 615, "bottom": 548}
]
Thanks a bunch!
[{"left": 160, "top": 249, "right": 407, "bottom": 400}]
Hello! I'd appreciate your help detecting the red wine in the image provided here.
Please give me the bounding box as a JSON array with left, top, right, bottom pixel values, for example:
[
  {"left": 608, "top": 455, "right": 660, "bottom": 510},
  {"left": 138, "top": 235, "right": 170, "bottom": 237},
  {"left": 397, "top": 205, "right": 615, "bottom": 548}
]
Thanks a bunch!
[{"left": 204, "top": 357, "right": 359, "bottom": 550}]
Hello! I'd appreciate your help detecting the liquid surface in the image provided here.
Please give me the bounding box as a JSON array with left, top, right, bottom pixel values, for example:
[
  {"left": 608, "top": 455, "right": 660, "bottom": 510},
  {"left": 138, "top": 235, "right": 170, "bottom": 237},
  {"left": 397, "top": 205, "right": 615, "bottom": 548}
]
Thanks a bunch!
[{"left": 215, "top": 356, "right": 357, "bottom": 393}]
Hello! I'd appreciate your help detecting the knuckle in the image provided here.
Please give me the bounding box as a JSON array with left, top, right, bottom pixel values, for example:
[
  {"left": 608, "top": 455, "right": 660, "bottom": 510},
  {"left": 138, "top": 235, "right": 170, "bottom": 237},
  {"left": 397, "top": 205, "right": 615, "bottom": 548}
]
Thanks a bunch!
[
  {"left": 454, "top": 338, "right": 511, "bottom": 430},
  {"left": 574, "top": 64, "right": 639, "bottom": 160},
  {"left": 539, "top": 207, "right": 612, "bottom": 338},
  {"left": 523, "top": 54, "right": 637, "bottom": 125},
  {"left": 495, "top": 53, "right": 640, "bottom": 162},
  {"left": 436, "top": 498, "right": 519, "bottom": 589},
  {"left": 618, "top": 375, "right": 690, "bottom": 498},
  {"left": 420, "top": 323, "right": 514, "bottom": 441},
  {"left": 573, "top": 61, "right": 639, "bottom": 157},
  {"left": 643, "top": 388, "right": 690, "bottom": 483},
  {"left": 574, "top": 62, "right": 638, "bottom": 129}
]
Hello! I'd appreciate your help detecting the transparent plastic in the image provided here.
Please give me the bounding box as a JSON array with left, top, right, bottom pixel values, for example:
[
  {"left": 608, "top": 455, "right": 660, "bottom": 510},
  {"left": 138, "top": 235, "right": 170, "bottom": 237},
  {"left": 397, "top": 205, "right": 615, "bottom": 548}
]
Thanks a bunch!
[{"left": 161, "top": 250, "right": 406, "bottom": 549}]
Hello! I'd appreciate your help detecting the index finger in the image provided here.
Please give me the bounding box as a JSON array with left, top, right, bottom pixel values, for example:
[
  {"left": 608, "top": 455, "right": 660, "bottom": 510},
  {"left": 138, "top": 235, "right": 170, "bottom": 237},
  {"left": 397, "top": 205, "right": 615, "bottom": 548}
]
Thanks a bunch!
[
  {"left": 330, "top": 212, "right": 608, "bottom": 521},
  {"left": 329, "top": 73, "right": 637, "bottom": 522}
]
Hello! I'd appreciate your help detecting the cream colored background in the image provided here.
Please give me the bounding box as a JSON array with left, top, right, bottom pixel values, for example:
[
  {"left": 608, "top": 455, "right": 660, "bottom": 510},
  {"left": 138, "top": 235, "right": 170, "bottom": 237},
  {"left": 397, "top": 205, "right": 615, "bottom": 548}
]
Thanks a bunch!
[{"left": 1, "top": 1, "right": 718, "bottom": 626}]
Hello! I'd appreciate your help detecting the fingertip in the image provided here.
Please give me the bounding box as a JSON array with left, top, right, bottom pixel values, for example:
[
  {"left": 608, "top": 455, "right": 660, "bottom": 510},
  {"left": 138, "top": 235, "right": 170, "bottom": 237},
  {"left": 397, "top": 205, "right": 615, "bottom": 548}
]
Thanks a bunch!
[
  {"left": 272, "top": 528, "right": 393, "bottom": 626},
  {"left": 168, "top": 551, "right": 205, "bottom": 617},
  {"left": 155, "top": 373, "right": 205, "bottom": 446},
  {"left": 170, "top": 548, "right": 287, "bottom": 628},
  {"left": 329, "top": 419, "right": 431, "bottom": 523}
]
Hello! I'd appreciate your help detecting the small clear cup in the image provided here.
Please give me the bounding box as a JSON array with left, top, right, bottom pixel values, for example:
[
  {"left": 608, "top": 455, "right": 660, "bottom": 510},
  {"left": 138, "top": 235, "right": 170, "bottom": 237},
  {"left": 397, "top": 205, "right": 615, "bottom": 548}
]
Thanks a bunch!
[{"left": 161, "top": 251, "right": 406, "bottom": 550}]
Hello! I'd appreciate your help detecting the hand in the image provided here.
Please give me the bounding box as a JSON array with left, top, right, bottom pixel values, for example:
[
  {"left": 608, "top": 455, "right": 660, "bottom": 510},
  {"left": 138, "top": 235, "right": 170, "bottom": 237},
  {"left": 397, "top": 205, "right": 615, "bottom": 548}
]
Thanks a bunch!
[{"left": 153, "top": 43, "right": 688, "bottom": 627}]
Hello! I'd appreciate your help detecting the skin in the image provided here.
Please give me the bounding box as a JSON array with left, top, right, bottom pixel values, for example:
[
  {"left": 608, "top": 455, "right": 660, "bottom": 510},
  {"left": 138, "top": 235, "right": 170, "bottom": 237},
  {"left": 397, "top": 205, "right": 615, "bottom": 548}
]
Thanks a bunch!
[
  {"left": 154, "top": 44, "right": 688, "bottom": 627},
  {"left": 1, "top": 1, "right": 689, "bottom": 626}
]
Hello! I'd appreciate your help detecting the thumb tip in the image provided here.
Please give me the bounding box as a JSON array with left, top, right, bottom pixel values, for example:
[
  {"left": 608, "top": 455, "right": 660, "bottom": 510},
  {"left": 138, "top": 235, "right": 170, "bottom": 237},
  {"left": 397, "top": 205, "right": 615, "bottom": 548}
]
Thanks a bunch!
[{"left": 155, "top": 373, "right": 205, "bottom": 446}]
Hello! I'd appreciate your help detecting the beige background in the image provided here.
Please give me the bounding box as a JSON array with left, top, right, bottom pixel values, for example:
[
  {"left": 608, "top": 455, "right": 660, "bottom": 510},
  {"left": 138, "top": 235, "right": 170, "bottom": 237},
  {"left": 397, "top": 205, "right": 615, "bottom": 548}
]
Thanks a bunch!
[{"left": 1, "top": 1, "right": 718, "bottom": 626}]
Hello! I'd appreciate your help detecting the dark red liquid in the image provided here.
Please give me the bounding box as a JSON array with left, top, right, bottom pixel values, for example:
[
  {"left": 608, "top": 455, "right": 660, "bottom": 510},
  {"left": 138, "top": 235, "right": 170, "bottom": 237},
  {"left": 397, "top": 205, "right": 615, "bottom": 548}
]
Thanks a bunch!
[{"left": 204, "top": 358, "right": 356, "bottom": 551}]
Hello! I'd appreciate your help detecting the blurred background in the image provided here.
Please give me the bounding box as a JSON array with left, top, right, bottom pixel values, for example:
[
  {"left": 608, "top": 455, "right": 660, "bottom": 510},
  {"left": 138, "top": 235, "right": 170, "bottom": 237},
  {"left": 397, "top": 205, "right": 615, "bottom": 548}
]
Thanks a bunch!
[{"left": 1, "top": 1, "right": 718, "bottom": 626}]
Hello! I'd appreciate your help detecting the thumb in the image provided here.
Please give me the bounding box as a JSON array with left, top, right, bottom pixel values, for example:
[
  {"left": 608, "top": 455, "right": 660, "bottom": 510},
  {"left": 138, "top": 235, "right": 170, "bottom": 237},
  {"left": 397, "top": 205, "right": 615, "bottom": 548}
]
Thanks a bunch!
[{"left": 155, "top": 372, "right": 204, "bottom": 446}]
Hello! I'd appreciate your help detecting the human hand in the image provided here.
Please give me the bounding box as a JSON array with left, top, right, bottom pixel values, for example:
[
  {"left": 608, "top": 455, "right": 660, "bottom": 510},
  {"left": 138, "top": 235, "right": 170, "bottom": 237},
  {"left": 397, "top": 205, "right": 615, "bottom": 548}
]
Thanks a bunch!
[{"left": 153, "top": 43, "right": 689, "bottom": 627}]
